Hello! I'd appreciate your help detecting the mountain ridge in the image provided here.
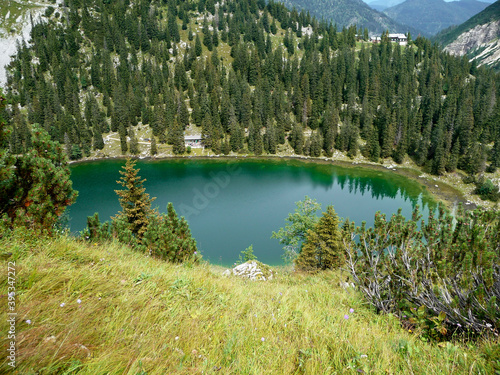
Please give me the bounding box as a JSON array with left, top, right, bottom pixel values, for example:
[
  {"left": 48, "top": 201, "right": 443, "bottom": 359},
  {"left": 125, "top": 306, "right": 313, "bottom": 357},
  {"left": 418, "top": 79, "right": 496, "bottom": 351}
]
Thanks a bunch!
[
  {"left": 383, "top": 0, "right": 490, "bottom": 36},
  {"left": 279, "top": 0, "right": 420, "bottom": 35}
]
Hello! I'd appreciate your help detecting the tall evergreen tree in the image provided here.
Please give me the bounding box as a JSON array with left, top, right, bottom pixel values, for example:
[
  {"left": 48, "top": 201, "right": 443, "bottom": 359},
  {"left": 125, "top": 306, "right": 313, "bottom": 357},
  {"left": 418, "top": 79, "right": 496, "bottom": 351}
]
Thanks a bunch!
[
  {"left": 129, "top": 129, "right": 140, "bottom": 155},
  {"left": 169, "top": 120, "right": 186, "bottom": 155},
  {"left": 150, "top": 135, "right": 158, "bottom": 156},
  {"left": 113, "top": 158, "right": 155, "bottom": 242},
  {"left": 295, "top": 206, "right": 343, "bottom": 271}
]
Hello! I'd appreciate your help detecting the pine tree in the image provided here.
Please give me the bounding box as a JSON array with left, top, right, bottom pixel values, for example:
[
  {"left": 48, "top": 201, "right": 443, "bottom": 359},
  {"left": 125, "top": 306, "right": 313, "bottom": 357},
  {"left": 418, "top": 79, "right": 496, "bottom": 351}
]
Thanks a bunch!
[
  {"left": 70, "top": 144, "right": 83, "bottom": 160},
  {"left": 195, "top": 34, "right": 202, "bottom": 57},
  {"left": 113, "top": 158, "right": 155, "bottom": 242},
  {"left": 169, "top": 120, "right": 186, "bottom": 155},
  {"left": 230, "top": 118, "right": 244, "bottom": 152},
  {"left": 142, "top": 203, "right": 197, "bottom": 262},
  {"left": 264, "top": 120, "right": 277, "bottom": 154},
  {"left": 222, "top": 137, "right": 231, "bottom": 155},
  {"left": 446, "top": 141, "right": 459, "bottom": 172},
  {"left": 129, "top": 129, "right": 140, "bottom": 155},
  {"left": 119, "top": 123, "right": 128, "bottom": 154},
  {"left": 150, "top": 136, "right": 158, "bottom": 156},
  {"left": 310, "top": 131, "right": 323, "bottom": 157},
  {"left": 492, "top": 137, "right": 500, "bottom": 168},
  {"left": 202, "top": 18, "right": 213, "bottom": 51},
  {"left": 295, "top": 206, "right": 343, "bottom": 271},
  {"left": 290, "top": 123, "right": 304, "bottom": 154}
]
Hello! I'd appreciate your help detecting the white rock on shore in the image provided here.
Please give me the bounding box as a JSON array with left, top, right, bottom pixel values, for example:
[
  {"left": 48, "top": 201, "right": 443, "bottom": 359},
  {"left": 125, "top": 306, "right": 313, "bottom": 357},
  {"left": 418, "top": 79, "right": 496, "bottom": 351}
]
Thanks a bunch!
[{"left": 222, "top": 261, "right": 273, "bottom": 281}]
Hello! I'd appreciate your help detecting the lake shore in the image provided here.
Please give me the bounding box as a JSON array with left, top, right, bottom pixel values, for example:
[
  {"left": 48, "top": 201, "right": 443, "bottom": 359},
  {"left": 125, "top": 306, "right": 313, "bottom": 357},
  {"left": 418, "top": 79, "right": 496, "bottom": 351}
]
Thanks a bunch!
[{"left": 69, "top": 151, "right": 486, "bottom": 212}]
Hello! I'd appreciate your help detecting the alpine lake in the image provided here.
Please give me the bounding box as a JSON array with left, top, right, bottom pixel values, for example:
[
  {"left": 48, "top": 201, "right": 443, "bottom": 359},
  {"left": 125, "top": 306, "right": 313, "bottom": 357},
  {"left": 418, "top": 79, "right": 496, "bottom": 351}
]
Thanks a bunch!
[{"left": 68, "top": 158, "right": 438, "bottom": 266}]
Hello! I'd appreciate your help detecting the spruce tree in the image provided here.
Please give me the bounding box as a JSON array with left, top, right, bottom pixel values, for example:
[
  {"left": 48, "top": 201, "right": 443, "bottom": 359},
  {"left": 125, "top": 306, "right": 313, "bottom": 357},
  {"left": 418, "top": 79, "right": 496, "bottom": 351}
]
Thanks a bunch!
[
  {"left": 296, "top": 206, "right": 343, "bottom": 271},
  {"left": 129, "top": 129, "right": 140, "bottom": 155},
  {"left": 119, "top": 123, "right": 128, "bottom": 154},
  {"left": 113, "top": 158, "right": 155, "bottom": 242},
  {"left": 492, "top": 137, "right": 500, "bottom": 168},
  {"left": 150, "top": 135, "right": 158, "bottom": 156},
  {"left": 169, "top": 120, "right": 186, "bottom": 155},
  {"left": 195, "top": 34, "right": 202, "bottom": 57},
  {"left": 290, "top": 123, "right": 304, "bottom": 154}
]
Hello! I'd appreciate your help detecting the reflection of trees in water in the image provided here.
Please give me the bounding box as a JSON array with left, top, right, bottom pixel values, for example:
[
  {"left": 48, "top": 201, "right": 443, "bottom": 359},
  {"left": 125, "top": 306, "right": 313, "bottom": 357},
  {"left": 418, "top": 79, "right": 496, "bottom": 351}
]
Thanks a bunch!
[
  {"left": 335, "top": 171, "right": 433, "bottom": 211},
  {"left": 137, "top": 159, "right": 435, "bottom": 213}
]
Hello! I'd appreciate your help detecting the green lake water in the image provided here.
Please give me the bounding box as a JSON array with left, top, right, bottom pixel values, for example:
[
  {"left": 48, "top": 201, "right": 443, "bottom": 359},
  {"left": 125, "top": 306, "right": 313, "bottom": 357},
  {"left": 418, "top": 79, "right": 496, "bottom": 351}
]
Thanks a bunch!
[{"left": 69, "top": 158, "right": 436, "bottom": 266}]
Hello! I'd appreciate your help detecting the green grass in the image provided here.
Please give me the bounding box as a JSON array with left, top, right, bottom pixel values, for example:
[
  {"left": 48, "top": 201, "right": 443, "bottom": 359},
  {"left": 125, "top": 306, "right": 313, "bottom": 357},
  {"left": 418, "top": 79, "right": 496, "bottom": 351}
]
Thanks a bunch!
[{"left": 1, "top": 228, "right": 498, "bottom": 374}]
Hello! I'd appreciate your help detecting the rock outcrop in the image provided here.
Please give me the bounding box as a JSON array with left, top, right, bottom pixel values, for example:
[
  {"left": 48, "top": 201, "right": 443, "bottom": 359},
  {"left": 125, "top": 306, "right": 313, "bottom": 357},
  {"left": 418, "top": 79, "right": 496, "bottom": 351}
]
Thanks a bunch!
[
  {"left": 444, "top": 20, "right": 500, "bottom": 63},
  {"left": 222, "top": 261, "right": 273, "bottom": 281}
]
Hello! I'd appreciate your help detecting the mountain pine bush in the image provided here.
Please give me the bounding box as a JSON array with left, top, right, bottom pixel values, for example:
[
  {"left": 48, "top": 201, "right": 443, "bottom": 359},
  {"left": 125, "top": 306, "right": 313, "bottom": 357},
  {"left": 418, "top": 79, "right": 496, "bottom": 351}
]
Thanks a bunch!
[
  {"left": 343, "top": 204, "right": 500, "bottom": 338},
  {"left": 1, "top": 119, "right": 77, "bottom": 233}
]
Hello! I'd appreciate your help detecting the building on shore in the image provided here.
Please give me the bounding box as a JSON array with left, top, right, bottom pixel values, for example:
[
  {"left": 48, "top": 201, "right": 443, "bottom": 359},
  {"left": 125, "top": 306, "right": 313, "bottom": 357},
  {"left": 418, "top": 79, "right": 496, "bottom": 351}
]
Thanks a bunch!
[{"left": 185, "top": 134, "right": 203, "bottom": 148}]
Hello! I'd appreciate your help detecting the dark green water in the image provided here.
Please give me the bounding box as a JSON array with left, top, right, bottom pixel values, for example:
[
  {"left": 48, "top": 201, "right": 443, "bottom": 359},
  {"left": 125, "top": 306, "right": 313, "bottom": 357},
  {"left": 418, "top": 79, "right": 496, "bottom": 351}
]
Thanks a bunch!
[{"left": 69, "top": 158, "right": 436, "bottom": 266}]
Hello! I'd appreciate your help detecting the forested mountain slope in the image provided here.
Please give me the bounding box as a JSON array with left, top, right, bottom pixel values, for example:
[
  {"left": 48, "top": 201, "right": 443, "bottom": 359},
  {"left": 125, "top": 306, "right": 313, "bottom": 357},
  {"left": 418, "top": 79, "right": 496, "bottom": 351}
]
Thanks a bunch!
[
  {"left": 2, "top": 0, "right": 500, "bottom": 178},
  {"left": 383, "top": 0, "right": 489, "bottom": 36}
]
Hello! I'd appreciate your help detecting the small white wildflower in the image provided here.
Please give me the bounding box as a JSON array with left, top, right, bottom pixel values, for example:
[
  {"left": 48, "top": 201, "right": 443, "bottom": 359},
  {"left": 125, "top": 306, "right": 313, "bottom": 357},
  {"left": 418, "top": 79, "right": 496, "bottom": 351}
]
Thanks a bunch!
[
  {"left": 175, "top": 336, "right": 179, "bottom": 340},
  {"left": 26, "top": 319, "right": 32, "bottom": 325},
  {"left": 77, "top": 299, "right": 82, "bottom": 304},
  {"left": 60, "top": 302, "right": 65, "bottom": 307}
]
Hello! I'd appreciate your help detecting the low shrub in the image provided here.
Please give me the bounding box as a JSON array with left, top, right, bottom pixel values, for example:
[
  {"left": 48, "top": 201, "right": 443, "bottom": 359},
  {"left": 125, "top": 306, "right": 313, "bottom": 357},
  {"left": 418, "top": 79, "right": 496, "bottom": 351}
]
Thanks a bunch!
[
  {"left": 474, "top": 178, "right": 500, "bottom": 202},
  {"left": 343, "top": 204, "right": 500, "bottom": 340}
]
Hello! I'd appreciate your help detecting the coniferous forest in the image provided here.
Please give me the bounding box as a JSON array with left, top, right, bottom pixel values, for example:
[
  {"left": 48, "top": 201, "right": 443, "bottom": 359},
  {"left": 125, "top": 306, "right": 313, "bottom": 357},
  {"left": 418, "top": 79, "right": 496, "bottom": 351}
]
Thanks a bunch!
[{"left": 2, "top": 0, "right": 500, "bottom": 178}]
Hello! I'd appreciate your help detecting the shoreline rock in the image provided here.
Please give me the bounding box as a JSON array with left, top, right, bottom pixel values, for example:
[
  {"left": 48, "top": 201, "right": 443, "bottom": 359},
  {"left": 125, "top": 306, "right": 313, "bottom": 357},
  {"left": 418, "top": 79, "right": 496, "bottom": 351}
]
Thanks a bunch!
[{"left": 222, "top": 261, "right": 273, "bottom": 281}]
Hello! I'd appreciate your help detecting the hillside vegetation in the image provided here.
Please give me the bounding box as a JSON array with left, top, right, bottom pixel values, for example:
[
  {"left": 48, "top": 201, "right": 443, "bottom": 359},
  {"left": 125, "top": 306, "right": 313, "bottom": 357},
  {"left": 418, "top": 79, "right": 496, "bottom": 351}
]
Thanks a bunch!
[{"left": 1, "top": 228, "right": 499, "bottom": 374}]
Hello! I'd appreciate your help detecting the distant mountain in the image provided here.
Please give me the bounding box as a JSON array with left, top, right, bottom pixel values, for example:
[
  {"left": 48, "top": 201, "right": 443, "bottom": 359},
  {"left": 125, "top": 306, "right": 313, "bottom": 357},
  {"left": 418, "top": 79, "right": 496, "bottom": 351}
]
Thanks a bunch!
[
  {"left": 280, "top": 0, "right": 418, "bottom": 35},
  {"left": 366, "top": 0, "right": 405, "bottom": 12},
  {"left": 364, "top": 0, "right": 495, "bottom": 11},
  {"left": 436, "top": 0, "right": 500, "bottom": 70},
  {"left": 384, "top": 0, "right": 489, "bottom": 36}
]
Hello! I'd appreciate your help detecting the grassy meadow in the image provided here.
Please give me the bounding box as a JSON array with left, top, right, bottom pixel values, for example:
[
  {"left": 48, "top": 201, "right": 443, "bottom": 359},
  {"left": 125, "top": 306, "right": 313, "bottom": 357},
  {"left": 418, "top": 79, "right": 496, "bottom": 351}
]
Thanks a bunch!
[{"left": 1, "top": 228, "right": 499, "bottom": 374}]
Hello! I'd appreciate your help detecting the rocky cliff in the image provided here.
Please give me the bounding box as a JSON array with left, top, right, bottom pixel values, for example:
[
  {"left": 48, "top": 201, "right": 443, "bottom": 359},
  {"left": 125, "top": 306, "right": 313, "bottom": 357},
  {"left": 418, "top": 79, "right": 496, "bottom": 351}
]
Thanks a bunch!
[{"left": 444, "top": 20, "right": 500, "bottom": 69}]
